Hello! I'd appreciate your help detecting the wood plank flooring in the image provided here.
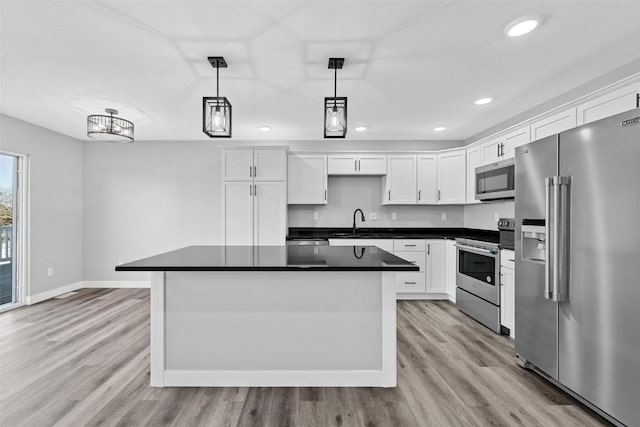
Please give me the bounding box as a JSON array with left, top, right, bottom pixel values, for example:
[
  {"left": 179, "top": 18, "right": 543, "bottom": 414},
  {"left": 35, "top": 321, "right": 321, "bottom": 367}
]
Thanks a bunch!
[{"left": 0, "top": 288, "right": 607, "bottom": 427}]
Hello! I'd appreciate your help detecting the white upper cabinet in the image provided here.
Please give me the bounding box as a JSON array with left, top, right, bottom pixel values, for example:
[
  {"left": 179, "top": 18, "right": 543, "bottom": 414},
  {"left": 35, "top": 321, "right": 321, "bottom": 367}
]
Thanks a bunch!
[
  {"left": 223, "top": 149, "right": 286, "bottom": 181},
  {"left": 481, "top": 137, "right": 502, "bottom": 165},
  {"left": 383, "top": 155, "right": 417, "bottom": 204},
  {"left": 437, "top": 150, "right": 466, "bottom": 204},
  {"left": 327, "top": 154, "right": 387, "bottom": 175},
  {"left": 502, "top": 126, "right": 531, "bottom": 159},
  {"left": 576, "top": 83, "right": 640, "bottom": 126},
  {"left": 530, "top": 108, "right": 577, "bottom": 142},
  {"left": 327, "top": 154, "right": 358, "bottom": 175},
  {"left": 253, "top": 150, "right": 287, "bottom": 181},
  {"left": 222, "top": 150, "right": 254, "bottom": 181},
  {"left": 466, "top": 146, "right": 482, "bottom": 204},
  {"left": 287, "top": 154, "right": 327, "bottom": 205},
  {"left": 417, "top": 155, "right": 438, "bottom": 204},
  {"left": 357, "top": 154, "right": 387, "bottom": 175}
]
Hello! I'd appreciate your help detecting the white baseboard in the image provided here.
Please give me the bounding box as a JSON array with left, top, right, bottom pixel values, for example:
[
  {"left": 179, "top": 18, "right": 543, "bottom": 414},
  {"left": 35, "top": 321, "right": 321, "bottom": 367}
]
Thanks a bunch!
[
  {"left": 162, "top": 369, "right": 395, "bottom": 388},
  {"left": 26, "top": 281, "right": 84, "bottom": 305},
  {"left": 396, "top": 293, "right": 451, "bottom": 301},
  {"left": 82, "top": 281, "right": 150, "bottom": 289}
]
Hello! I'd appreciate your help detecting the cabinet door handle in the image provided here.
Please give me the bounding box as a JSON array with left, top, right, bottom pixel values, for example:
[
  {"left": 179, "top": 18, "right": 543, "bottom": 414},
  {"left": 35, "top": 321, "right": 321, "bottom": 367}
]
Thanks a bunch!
[
  {"left": 358, "top": 159, "right": 361, "bottom": 171},
  {"left": 418, "top": 190, "right": 421, "bottom": 200},
  {"left": 249, "top": 165, "right": 253, "bottom": 177},
  {"left": 249, "top": 184, "right": 252, "bottom": 196},
  {"left": 355, "top": 159, "right": 358, "bottom": 171},
  {"left": 254, "top": 165, "right": 257, "bottom": 177},
  {"left": 388, "top": 190, "right": 391, "bottom": 200},
  {"left": 636, "top": 93, "right": 639, "bottom": 108},
  {"left": 254, "top": 184, "right": 257, "bottom": 196},
  {"left": 324, "top": 189, "right": 327, "bottom": 201},
  {"left": 438, "top": 190, "right": 441, "bottom": 201},
  {"left": 427, "top": 244, "right": 430, "bottom": 255},
  {"left": 497, "top": 144, "right": 500, "bottom": 157}
]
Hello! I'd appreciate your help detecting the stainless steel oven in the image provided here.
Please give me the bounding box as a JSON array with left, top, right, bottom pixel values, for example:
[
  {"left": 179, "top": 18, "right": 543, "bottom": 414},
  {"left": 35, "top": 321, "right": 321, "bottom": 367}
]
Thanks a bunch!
[
  {"left": 455, "top": 238, "right": 501, "bottom": 333},
  {"left": 475, "top": 158, "right": 515, "bottom": 201}
]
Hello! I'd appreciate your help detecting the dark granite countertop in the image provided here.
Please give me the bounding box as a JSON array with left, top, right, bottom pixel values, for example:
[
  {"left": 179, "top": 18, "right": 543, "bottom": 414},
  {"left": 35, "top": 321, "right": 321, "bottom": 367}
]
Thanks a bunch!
[
  {"left": 115, "top": 245, "right": 419, "bottom": 272},
  {"left": 287, "top": 227, "right": 499, "bottom": 244}
]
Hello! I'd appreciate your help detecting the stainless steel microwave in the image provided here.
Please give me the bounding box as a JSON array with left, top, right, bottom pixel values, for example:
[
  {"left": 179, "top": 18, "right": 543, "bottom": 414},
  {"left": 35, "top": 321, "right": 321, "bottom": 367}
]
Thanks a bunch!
[{"left": 475, "top": 158, "right": 515, "bottom": 201}]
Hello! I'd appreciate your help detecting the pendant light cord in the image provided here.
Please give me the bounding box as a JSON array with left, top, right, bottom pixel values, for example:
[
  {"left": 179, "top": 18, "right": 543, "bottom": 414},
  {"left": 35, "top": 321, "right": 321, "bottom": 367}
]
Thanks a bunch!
[
  {"left": 334, "top": 67, "right": 337, "bottom": 109},
  {"left": 216, "top": 63, "right": 220, "bottom": 110}
]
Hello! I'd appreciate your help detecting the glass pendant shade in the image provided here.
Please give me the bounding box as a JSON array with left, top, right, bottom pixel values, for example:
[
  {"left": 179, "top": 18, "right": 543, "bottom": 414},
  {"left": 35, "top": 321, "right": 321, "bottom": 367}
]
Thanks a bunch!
[
  {"left": 87, "top": 109, "right": 134, "bottom": 143},
  {"left": 203, "top": 96, "right": 232, "bottom": 138},
  {"left": 324, "top": 97, "right": 347, "bottom": 138}
]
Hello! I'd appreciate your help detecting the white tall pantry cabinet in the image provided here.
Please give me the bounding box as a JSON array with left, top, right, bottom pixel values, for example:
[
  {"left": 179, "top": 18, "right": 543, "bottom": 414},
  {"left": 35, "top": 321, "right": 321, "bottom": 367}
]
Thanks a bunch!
[{"left": 222, "top": 148, "right": 287, "bottom": 245}]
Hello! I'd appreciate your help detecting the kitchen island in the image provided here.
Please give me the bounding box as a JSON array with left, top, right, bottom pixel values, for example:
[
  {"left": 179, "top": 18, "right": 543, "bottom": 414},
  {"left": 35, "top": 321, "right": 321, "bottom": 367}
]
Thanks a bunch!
[{"left": 116, "top": 245, "right": 417, "bottom": 388}]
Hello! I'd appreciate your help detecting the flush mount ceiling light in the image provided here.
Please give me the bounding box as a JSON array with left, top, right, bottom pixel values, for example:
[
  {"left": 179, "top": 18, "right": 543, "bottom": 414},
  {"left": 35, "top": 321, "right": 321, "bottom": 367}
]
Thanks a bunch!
[
  {"left": 203, "top": 56, "right": 232, "bottom": 138},
  {"left": 324, "top": 57, "right": 347, "bottom": 139},
  {"left": 474, "top": 97, "right": 493, "bottom": 105},
  {"left": 354, "top": 126, "right": 367, "bottom": 132},
  {"left": 87, "top": 108, "right": 134, "bottom": 143},
  {"left": 433, "top": 126, "right": 447, "bottom": 132},
  {"left": 258, "top": 125, "right": 271, "bottom": 132},
  {"left": 505, "top": 17, "right": 539, "bottom": 37}
]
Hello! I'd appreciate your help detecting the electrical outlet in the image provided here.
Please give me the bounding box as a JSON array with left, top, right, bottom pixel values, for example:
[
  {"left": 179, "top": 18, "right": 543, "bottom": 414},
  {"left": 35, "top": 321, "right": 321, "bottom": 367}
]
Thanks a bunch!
[
  {"left": 441, "top": 212, "right": 447, "bottom": 221},
  {"left": 392, "top": 212, "right": 398, "bottom": 221},
  {"left": 494, "top": 212, "right": 500, "bottom": 222},
  {"left": 369, "top": 212, "right": 378, "bottom": 221},
  {"left": 313, "top": 212, "right": 319, "bottom": 221},
  {"left": 47, "top": 267, "right": 54, "bottom": 277}
]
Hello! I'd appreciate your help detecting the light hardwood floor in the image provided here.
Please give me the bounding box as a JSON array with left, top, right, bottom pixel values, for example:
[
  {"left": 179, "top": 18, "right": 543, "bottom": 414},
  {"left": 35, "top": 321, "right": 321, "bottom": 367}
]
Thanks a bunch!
[{"left": 0, "top": 288, "right": 607, "bottom": 427}]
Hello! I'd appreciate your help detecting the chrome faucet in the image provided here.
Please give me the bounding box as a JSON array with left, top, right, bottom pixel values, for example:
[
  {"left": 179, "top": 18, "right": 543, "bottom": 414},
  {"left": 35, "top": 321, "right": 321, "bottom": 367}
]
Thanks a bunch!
[{"left": 352, "top": 209, "right": 365, "bottom": 235}]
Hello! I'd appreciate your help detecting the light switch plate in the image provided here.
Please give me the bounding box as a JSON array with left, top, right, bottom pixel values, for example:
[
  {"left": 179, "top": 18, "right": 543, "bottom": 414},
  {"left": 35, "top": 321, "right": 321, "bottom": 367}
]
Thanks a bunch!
[
  {"left": 441, "top": 212, "right": 447, "bottom": 221},
  {"left": 392, "top": 212, "right": 398, "bottom": 220},
  {"left": 313, "top": 212, "right": 319, "bottom": 220},
  {"left": 370, "top": 212, "right": 378, "bottom": 221},
  {"left": 47, "top": 267, "right": 54, "bottom": 277},
  {"left": 494, "top": 212, "right": 500, "bottom": 222}
]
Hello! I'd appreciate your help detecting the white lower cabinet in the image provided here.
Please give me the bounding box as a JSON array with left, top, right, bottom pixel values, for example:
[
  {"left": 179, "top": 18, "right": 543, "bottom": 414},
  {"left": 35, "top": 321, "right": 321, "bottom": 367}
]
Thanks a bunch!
[
  {"left": 425, "top": 240, "right": 446, "bottom": 294},
  {"left": 222, "top": 181, "right": 286, "bottom": 246},
  {"left": 329, "top": 238, "right": 449, "bottom": 298},
  {"left": 500, "top": 249, "right": 515, "bottom": 338},
  {"left": 445, "top": 239, "right": 457, "bottom": 303}
]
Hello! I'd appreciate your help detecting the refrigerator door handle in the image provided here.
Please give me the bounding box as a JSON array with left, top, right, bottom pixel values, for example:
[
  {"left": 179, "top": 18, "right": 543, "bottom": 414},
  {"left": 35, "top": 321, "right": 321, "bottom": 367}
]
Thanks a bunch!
[
  {"left": 553, "top": 176, "right": 571, "bottom": 302},
  {"left": 544, "top": 177, "right": 554, "bottom": 300}
]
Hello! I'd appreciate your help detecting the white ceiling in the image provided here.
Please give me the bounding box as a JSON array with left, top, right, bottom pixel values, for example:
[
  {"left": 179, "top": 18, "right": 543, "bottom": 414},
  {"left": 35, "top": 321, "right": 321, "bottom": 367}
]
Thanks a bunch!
[{"left": 1, "top": 0, "right": 639, "bottom": 142}]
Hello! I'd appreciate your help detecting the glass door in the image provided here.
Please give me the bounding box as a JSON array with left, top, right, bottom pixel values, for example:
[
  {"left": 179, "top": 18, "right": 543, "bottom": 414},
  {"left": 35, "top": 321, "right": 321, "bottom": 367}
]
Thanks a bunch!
[{"left": 0, "top": 154, "right": 17, "bottom": 307}]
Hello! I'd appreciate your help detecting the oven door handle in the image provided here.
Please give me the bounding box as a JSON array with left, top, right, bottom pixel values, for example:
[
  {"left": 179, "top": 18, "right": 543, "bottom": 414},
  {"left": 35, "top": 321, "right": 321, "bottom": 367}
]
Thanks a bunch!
[{"left": 455, "top": 244, "right": 497, "bottom": 256}]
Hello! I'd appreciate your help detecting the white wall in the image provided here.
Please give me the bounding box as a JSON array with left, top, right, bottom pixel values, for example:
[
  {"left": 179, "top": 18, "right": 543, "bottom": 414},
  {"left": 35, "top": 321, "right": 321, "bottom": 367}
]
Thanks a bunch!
[
  {"left": 82, "top": 141, "right": 221, "bottom": 281},
  {"left": 463, "top": 201, "right": 514, "bottom": 230},
  {"left": 0, "top": 114, "right": 83, "bottom": 297},
  {"left": 289, "top": 176, "right": 464, "bottom": 228}
]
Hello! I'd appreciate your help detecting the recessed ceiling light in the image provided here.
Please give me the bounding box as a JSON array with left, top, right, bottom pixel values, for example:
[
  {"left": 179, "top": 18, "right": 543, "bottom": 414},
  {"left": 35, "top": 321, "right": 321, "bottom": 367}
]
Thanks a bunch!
[
  {"left": 505, "top": 18, "right": 539, "bottom": 37},
  {"left": 354, "top": 126, "right": 367, "bottom": 132},
  {"left": 258, "top": 125, "right": 271, "bottom": 132},
  {"left": 474, "top": 97, "right": 493, "bottom": 105},
  {"left": 433, "top": 126, "right": 447, "bottom": 132}
]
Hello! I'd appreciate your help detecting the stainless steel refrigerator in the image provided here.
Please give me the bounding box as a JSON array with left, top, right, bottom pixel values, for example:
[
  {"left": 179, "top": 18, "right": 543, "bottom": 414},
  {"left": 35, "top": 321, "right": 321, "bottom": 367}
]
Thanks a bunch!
[{"left": 515, "top": 108, "right": 640, "bottom": 427}]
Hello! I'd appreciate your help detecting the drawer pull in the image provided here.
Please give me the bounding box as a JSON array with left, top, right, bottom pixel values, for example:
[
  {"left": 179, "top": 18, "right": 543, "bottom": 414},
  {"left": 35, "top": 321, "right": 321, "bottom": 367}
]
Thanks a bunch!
[
  {"left": 404, "top": 244, "right": 417, "bottom": 247},
  {"left": 404, "top": 281, "right": 417, "bottom": 285},
  {"left": 508, "top": 259, "right": 515, "bottom": 262}
]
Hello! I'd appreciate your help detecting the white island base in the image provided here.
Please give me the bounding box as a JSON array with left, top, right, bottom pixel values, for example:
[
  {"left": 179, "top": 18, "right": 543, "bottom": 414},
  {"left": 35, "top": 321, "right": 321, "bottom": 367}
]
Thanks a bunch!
[{"left": 150, "top": 270, "right": 397, "bottom": 387}]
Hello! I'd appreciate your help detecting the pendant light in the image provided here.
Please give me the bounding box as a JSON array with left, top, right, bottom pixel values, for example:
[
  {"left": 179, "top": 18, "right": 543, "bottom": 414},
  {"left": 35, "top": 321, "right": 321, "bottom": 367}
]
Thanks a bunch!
[
  {"left": 324, "top": 57, "right": 347, "bottom": 138},
  {"left": 87, "top": 108, "right": 134, "bottom": 143},
  {"left": 203, "top": 56, "right": 232, "bottom": 138}
]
